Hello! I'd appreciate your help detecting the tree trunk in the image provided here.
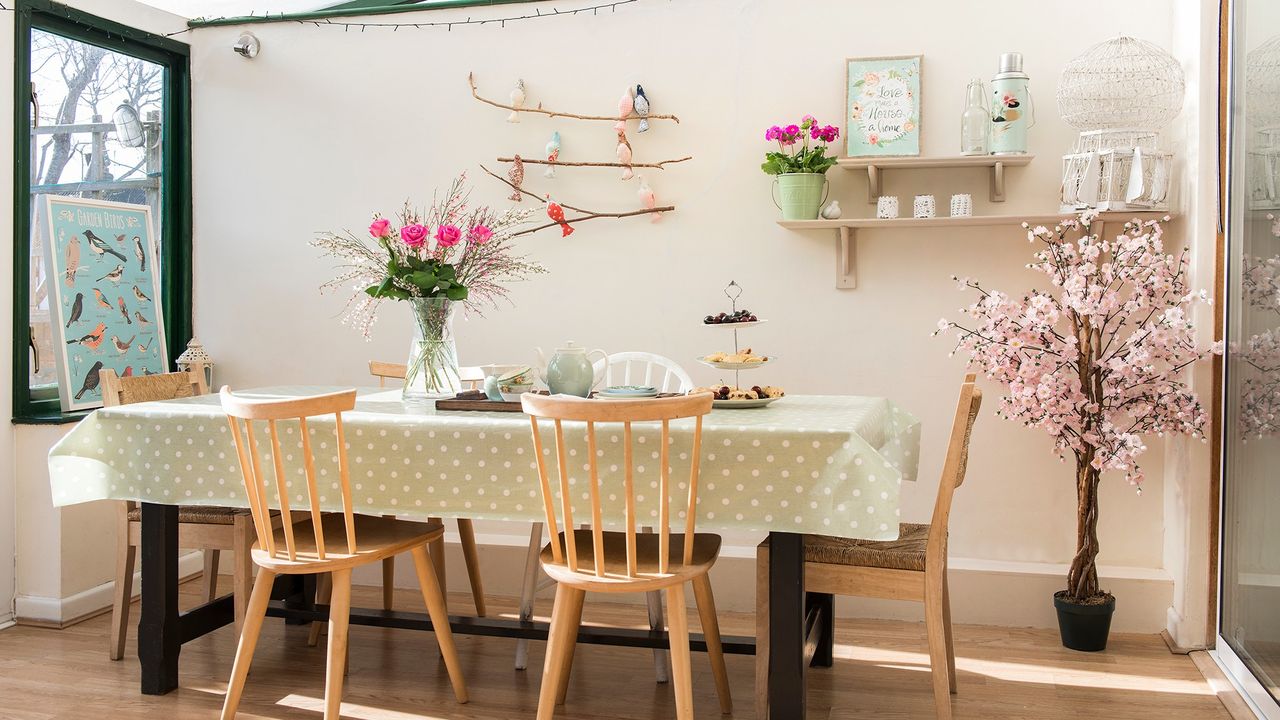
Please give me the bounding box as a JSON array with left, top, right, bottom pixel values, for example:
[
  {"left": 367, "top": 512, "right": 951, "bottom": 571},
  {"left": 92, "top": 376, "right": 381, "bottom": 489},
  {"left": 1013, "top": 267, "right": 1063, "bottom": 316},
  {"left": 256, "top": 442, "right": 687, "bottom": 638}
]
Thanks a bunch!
[{"left": 1065, "top": 461, "right": 1102, "bottom": 602}]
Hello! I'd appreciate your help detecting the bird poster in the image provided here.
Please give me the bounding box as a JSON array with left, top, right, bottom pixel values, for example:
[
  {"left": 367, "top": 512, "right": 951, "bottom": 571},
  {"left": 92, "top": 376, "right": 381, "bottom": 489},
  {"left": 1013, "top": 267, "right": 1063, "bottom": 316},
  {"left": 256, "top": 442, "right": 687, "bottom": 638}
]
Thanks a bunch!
[
  {"left": 39, "top": 196, "right": 168, "bottom": 412},
  {"left": 843, "top": 55, "right": 922, "bottom": 158}
]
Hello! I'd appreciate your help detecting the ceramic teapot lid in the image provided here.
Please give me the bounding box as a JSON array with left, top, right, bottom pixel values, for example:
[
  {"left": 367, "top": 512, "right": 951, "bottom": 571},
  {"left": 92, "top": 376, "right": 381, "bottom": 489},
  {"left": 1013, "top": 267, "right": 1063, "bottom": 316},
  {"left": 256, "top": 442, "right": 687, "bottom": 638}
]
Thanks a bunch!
[{"left": 555, "top": 341, "right": 586, "bottom": 354}]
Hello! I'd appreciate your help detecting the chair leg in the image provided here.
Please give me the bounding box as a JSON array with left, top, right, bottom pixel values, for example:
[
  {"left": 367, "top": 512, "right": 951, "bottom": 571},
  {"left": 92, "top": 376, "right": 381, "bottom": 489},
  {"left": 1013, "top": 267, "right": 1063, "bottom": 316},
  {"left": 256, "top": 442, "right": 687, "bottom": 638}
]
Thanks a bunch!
[
  {"left": 554, "top": 587, "right": 586, "bottom": 705},
  {"left": 924, "top": 570, "right": 954, "bottom": 720},
  {"left": 693, "top": 574, "right": 733, "bottom": 714},
  {"left": 109, "top": 515, "right": 136, "bottom": 661},
  {"left": 754, "top": 542, "right": 770, "bottom": 720},
  {"left": 233, "top": 516, "right": 254, "bottom": 638},
  {"left": 203, "top": 550, "right": 220, "bottom": 602},
  {"left": 381, "top": 558, "right": 396, "bottom": 612},
  {"left": 308, "top": 573, "right": 331, "bottom": 647},
  {"left": 220, "top": 566, "right": 276, "bottom": 720},
  {"left": 537, "top": 583, "right": 578, "bottom": 720},
  {"left": 457, "top": 518, "right": 487, "bottom": 617},
  {"left": 428, "top": 517, "right": 447, "bottom": 599},
  {"left": 666, "top": 583, "right": 695, "bottom": 720},
  {"left": 323, "top": 569, "right": 353, "bottom": 720},
  {"left": 514, "top": 522, "right": 543, "bottom": 671},
  {"left": 943, "top": 570, "right": 957, "bottom": 693},
  {"left": 646, "top": 589, "right": 671, "bottom": 683},
  {"left": 410, "top": 545, "right": 469, "bottom": 703}
]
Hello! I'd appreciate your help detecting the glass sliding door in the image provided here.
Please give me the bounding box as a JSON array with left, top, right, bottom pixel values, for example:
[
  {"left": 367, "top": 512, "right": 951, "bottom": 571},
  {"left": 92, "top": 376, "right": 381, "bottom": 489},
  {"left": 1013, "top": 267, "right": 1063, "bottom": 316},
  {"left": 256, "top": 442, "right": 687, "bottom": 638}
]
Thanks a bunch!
[{"left": 1221, "top": 0, "right": 1280, "bottom": 715}]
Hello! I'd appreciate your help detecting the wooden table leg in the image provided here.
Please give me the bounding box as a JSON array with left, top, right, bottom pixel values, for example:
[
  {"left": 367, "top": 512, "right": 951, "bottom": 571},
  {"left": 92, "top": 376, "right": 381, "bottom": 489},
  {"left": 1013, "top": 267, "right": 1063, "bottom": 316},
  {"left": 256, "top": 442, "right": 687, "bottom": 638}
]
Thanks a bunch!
[
  {"left": 807, "top": 591, "right": 834, "bottom": 667},
  {"left": 768, "top": 531, "right": 805, "bottom": 720},
  {"left": 139, "top": 503, "right": 180, "bottom": 695}
]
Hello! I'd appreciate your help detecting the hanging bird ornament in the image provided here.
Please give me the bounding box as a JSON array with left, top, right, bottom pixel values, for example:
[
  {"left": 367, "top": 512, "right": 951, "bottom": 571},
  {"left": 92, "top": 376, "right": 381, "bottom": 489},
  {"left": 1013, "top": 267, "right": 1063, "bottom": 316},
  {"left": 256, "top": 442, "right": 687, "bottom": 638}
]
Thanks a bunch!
[
  {"left": 544, "top": 131, "right": 562, "bottom": 179},
  {"left": 508, "top": 155, "right": 526, "bottom": 202},
  {"left": 615, "top": 86, "right": 634, "bottom": 131},
  {"left": 616, "top": 129, "right": 634, "bottom": 180},
  {"left": 545, "top": 195, "right": 575, "bottom": 237},
  {"left": 508, "top": 79, "right": 526, "bottom": 123},
  {"left": 633, "top": 85, "right": 651, "bottom": 133},
  {"left": 637, "top": 175, "right": 662, "bottom": 223}
]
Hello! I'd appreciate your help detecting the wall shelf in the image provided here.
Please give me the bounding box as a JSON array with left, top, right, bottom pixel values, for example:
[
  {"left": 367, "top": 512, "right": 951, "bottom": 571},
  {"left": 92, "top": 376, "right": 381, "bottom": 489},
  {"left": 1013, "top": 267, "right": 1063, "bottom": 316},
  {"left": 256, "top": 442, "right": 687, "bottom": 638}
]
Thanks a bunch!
[
  {"left": 779, "top": 211, "right": 1174, "bottom": 290},
  {"left": 837, "top": 154, "right": 1035, "bottom": 203}
]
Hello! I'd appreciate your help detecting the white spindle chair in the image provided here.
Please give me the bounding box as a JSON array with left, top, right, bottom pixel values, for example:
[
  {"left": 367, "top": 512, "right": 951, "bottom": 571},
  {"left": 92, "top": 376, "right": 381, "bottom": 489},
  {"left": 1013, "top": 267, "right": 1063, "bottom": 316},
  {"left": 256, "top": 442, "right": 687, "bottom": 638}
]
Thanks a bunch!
[{"left": 599, "top": 351, "right": 694, "bottom": 393}]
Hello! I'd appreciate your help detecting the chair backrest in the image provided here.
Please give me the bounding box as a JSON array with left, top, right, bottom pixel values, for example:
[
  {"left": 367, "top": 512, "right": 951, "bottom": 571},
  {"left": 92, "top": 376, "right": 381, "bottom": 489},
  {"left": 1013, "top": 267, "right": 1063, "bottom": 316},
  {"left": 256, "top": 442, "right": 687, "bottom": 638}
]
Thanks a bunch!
[
  {"left": 926, "top": 373, "right": 983, "bottom": 563},
  {"left": 99, "top": 368, "right": 208, "bottom": 408},
  {"left": 598, "top": 351, "right": 694, "bottom": 393},
  {"left": 221, "top": 386, "right": 358, "bottom": 562},
  {"left": 521, "top": 392, "right": 714, "bottom": 579},
  {"left": 369, "top": 360, "right": 484, "bottom": 389}
]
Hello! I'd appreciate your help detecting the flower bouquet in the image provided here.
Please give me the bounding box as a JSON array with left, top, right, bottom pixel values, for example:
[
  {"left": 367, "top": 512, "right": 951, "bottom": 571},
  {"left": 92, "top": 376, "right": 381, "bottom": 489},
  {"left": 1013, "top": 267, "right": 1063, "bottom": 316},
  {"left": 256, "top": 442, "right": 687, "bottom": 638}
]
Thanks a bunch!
[{"left": 761, "top": 115, "right": 840, "bottom": 220}]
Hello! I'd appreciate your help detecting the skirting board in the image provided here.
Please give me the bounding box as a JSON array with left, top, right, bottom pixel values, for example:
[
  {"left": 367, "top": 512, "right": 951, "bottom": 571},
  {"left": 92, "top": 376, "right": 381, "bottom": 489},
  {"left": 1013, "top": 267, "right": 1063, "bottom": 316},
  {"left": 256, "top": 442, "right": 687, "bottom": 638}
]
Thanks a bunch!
[
  {"left": 352, "top": 532, "right": 1174, "bottom": 634},
  {"left": 15, "top": 551, "right": 205, "bottom": 627}
]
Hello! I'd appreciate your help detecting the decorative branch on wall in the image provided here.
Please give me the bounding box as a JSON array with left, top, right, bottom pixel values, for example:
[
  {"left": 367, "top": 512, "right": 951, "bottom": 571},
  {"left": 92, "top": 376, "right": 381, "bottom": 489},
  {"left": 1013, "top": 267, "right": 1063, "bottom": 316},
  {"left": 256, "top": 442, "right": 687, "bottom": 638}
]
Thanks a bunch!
[
  {"left": 496, "top": 155, "right": 692, "bottom": 170},
  {"left": 481, "top": 165, "right": 673, "bottom": 236},
  {"left": 469, "top": 73, "right": 681, "bottom": 124}
]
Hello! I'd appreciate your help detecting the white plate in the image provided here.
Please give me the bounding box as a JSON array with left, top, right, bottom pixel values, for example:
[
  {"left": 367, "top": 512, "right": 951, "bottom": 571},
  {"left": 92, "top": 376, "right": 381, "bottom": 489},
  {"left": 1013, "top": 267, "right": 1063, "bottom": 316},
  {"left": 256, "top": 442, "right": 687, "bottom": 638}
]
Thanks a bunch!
[
  {"left": 712, "top": 396, "right": 782, "bottom": 409},
  {"left": 697, "top": 355, "right": 776, "bottom": 371},
  {"left": 701, "top": 319, "right": 768, "bottom": 329},
  {"left": 596, "top": 391, "right": 659, "bottom": 399}
]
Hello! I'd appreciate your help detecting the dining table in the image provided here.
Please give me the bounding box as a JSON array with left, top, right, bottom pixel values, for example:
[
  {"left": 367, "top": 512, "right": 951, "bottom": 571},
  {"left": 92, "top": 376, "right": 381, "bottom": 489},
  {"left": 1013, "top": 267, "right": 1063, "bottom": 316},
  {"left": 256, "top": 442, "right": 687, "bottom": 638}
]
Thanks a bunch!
[{"left": 48, "top": 386, "right": 921, "bottom": 720}]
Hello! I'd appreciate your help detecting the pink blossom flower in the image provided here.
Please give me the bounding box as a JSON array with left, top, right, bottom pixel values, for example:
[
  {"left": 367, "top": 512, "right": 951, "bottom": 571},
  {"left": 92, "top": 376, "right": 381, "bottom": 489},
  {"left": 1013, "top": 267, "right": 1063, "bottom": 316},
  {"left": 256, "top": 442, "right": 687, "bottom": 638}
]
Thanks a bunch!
[
  {"left": 400, "top": 223, "right": 428, "bottom": 248},
  {"left": 467, "top": 224, "right": 493, "bottom": 244},
  {"left": 369, "top": 218, "right": 392, "bottom": 238},
  {"left": 435, "top": 224, "right": 462, "bottom": 248},
  {"left": 864, "top": 72, "right": 880, "bottom": 85},
  {"left": 868, "top": 133, "right": 880, "bottom": 145}
]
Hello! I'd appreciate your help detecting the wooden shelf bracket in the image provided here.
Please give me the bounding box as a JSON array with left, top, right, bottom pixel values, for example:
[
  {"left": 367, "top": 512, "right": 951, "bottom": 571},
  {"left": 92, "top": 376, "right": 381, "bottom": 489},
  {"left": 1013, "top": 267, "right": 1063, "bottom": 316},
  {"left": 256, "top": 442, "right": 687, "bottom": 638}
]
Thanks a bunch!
[
  {"left": 837, "top": 226, "right": 857, "bottom": 289},
  {"left": 990, "top": 161, "right": 1006, "bottom": 202}
]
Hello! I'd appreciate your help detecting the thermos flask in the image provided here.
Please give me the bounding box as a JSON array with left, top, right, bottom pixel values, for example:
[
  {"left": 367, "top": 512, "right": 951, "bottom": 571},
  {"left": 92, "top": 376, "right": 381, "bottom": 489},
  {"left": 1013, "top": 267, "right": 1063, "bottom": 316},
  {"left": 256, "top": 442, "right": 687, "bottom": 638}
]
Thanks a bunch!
[{"left": 990, "top": 52, "right": 1034, "bottom": 154}]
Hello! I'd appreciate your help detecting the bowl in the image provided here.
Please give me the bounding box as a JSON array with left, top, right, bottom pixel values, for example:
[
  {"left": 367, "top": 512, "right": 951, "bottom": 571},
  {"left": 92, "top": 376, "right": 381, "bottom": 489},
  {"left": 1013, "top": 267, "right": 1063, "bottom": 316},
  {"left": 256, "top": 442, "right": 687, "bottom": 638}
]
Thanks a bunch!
[{"left": 499, "top": 383, "right": 534, "bottom": 402}]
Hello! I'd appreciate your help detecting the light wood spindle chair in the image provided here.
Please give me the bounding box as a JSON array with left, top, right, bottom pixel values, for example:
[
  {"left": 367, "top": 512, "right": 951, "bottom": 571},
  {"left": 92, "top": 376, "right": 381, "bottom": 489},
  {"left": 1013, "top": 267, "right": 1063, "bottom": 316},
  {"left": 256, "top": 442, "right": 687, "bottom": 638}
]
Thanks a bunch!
[
  {"left": 522, "top": 392, "right": 731, "bottom": 720},
  {"left": 754, "top": 373, "right": 982, "bottom": 720},
  {"left": 366, "top": 360, "right": 487, "bottom": 616},
  {"left": 218, "top": 387, "right": 467, "bottom": 720},
  {"left": 103, "top": 369, "right": 268, "bottom": 659}
]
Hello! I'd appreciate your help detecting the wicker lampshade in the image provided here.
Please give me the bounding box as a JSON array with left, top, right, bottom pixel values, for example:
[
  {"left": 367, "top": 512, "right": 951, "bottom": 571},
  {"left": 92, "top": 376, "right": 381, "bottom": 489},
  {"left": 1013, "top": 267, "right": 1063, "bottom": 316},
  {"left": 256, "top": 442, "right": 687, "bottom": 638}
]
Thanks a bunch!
[{"left": 1057, "top": 36, "right": 1185, "bottom": 131}]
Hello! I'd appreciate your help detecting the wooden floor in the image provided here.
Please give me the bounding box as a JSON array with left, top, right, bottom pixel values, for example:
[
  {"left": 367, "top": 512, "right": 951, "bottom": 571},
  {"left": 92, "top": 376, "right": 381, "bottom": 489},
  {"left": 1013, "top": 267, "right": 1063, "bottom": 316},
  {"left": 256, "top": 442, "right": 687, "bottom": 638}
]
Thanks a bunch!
[{"left": 0, "top": 577, "right": 1233, "bottom": 719}]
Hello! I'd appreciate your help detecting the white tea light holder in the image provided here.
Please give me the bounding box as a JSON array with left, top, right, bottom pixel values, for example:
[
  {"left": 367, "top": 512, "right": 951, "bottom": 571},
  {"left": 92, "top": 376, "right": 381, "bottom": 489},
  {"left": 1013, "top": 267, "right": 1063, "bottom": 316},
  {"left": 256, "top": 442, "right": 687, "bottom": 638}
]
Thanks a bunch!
[
  {"left": 876, "top": 196, "right": 899, "bottom": 219},
  {"left": 176, "top": 338, "right": 214, "bottom": 388},
  {"left": 950, "top": 194, "right": 973, "bottom": 217},
  {"left": 913, "top": 195, "right": 936, "bottom": 218}
]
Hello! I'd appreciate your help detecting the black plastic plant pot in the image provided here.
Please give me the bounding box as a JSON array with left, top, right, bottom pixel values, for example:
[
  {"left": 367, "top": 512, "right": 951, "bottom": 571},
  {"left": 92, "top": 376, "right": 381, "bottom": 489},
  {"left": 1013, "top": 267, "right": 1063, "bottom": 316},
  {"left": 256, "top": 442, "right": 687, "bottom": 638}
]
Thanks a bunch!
[{"left": 1053, "top": 591, "right": 1116, "bottom": 652}]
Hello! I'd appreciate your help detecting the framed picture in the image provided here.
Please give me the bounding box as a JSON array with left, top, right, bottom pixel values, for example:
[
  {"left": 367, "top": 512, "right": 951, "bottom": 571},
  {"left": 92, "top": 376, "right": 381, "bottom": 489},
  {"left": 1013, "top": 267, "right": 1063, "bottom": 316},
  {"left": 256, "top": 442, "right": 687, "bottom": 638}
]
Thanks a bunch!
[
  {"left": 39, "top": 195, "right": 168, "bottom": 412},
  {"left": 844, "top": 55, "right": 922, "bottom": 157}
]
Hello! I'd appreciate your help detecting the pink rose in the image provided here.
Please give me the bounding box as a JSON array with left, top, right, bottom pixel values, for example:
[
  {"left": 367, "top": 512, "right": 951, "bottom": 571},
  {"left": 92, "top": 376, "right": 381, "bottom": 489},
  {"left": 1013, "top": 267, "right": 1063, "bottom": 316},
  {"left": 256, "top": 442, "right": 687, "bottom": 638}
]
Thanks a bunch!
[
  {"left": 864, "top": 72, "right": 880, "bottom": 85},
  {"left": 468, "top": 224, "right": 493, "bottom": 244},
  {"left": 369, "top": 218, "right": 392, "bottom": 238},
  {"left": 400, "top": 223, "right": 428, "bottom": 248},
  {"left": 868, "top": 133, "right": 879, "bottom": 145},
  {"left": 435, "top": 224, "right": 462, "bottom": 247}
]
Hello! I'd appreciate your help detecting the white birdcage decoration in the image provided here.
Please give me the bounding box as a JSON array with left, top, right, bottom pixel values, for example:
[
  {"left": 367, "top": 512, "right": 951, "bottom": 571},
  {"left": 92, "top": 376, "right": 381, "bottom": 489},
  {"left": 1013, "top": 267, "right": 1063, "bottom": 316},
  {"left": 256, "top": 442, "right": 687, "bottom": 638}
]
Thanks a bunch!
[
  {"left": 1247, "top": 36, "right": 1280, "bottom": 209},
  {"left": 1057, "top": 36, "right": 1185, "bottom": 213}
]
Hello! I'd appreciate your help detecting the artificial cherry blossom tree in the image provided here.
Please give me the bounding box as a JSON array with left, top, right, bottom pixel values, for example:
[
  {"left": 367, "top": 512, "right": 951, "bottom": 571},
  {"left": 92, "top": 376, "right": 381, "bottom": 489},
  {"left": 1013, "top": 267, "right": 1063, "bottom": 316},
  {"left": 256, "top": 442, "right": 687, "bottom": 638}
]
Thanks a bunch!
[{"left": 936, "top": 211, "right": 1216, "bottom": 603}]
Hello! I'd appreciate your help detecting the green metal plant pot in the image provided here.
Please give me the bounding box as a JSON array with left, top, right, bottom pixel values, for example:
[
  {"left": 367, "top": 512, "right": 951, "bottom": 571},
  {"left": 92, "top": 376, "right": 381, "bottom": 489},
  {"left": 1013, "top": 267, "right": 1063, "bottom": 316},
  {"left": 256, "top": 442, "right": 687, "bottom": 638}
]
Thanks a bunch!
[{"left": 772, "top": 172, "right": 829, "bottom": 220}]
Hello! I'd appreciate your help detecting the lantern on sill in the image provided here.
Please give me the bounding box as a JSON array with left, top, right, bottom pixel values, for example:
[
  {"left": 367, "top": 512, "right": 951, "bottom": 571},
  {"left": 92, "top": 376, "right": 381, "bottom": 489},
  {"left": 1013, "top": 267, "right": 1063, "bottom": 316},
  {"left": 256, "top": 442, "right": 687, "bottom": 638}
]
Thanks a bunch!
[
  {"left": 112, "top": 102, "right": 146, "bottom": 149},
  {"left": 176, "top": 338, "right": 214, "bottom": 389}
]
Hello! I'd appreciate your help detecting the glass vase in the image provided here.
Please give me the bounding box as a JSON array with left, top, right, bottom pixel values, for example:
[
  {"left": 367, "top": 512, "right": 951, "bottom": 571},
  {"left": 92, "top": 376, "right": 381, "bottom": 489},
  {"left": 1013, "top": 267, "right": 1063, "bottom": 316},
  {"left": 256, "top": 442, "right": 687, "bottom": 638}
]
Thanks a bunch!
[{"left": 403, "top": 297, "right": 461, "bottom": 403}]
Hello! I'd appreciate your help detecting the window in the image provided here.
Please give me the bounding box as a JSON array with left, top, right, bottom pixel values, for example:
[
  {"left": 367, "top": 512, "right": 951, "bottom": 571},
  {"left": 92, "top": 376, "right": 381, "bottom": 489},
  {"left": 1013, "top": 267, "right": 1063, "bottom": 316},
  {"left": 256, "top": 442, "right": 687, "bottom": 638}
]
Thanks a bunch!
[{"left": 13, "top": 1, "right": 191, "bottom": 422}]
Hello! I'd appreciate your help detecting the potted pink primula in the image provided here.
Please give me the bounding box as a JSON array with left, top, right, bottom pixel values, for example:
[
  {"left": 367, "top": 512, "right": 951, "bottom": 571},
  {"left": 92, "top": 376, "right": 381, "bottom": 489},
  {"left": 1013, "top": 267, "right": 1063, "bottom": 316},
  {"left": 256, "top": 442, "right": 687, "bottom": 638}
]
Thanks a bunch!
[
  {"left": 936, "top": 211, "right": 1218, "bottom": 651},
  {"left": 761, "top": 115, "right": 839, "bottom": 220}
]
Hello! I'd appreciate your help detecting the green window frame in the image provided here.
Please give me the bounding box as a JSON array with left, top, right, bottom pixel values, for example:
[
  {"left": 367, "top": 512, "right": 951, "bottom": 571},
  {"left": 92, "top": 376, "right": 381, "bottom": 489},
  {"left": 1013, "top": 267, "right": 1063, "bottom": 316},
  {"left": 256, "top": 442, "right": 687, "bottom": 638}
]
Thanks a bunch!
[{"left": 12, "top": 0, "right": 192, "bottom": 423}]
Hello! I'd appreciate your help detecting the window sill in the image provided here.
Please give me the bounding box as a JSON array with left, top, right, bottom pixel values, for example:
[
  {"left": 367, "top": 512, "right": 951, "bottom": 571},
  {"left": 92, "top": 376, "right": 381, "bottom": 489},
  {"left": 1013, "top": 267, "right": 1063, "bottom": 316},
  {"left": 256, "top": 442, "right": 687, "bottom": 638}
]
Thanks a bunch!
[{"left": 12, "top": 411, "right": 89, "bottom": 426}]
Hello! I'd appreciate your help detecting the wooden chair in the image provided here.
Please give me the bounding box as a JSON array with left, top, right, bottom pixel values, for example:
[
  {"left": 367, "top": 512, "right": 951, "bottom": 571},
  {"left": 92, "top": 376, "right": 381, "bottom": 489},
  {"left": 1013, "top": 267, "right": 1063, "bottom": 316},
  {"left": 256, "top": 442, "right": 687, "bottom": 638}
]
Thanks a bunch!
[
  {"left": 218, "top": 387, "right": 467, "bottom": 720},
  {"left": 754, "top": 373, "right": 982, "bottom": 720},
  {"left": 599, "top": 351, "right": 694, "bottom": 393},
  {"left": 366, "top": 360, "right": 487, "bottom": 617},
  {"left": 103, "top": 369, "right": 259, "bottom": 659},
  {"left": 522, "top": 392, "right": 731, "bottom": 720}
]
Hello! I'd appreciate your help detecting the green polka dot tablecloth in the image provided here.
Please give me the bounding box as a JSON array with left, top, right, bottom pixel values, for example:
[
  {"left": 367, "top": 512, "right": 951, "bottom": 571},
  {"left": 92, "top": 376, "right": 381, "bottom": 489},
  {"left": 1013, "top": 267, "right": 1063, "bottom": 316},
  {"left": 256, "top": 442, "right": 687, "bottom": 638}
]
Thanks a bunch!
[{"left": 48, "top": 387, "right": 921, "bottom": 541}]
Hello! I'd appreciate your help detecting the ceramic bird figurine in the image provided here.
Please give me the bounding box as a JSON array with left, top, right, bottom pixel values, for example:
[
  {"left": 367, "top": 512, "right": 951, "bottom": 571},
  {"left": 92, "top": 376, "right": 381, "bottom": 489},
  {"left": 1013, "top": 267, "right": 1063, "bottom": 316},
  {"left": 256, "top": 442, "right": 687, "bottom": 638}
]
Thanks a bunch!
[
  {"left": 508, "top": 79, "right": 526, "bottom": 123},
  {"left": 65, "top": 292, "right": 83, "bottom": 328},
  {"left": 84, "top": 229, "right": 127, "bottom": 262},
  {"left": 634, "top": 85, "right": 651, "bottom": 133},
  {"left": 637, "top": 175, "right": 662, "bottom": 223},
  {"left": 98, "top": 264, "right": 124, "bottom": 283},
  {"left": 615, "top": 86, "right": 634, "bottom": 131},
  {"left": 508, "top": 155, "right": 526, "bottom": 202},
  {"left": 821, "top": 200, "right": 843, "bottom": 219},
  {"left": 134, "top": 236, "right": 146, "bottom": 272},
  {"left": 64, "top": 232, "right": 80, "bottom": 287},
  {"left": 132, "top": 285, "right": 151, "bottom": 303},
  {"left": 93, "top": 288, "right": 112, "bottom": 309},
  {"left": 112, "top": 334, "right": 136, "bottom": 354},
  {"left": 74, "top": 360, "right": 104, "bottom": 401},
  {"left": 66, "top": 323, "right": 106, "bottom": 350},
  {"left": 544, "top": 131, "right": 562, "bottom": 179},
  {"left": 134, "top": 310, "right": 151, "bottom": 326},
  {"left": 616, "top": 129, "right": 634, "bottom": 180},
  {"left": 118, "top": 296, "right": 132, "bottom": 325},
  {"left": 545, "top": 196, "right": 574, "bottom": 237}
]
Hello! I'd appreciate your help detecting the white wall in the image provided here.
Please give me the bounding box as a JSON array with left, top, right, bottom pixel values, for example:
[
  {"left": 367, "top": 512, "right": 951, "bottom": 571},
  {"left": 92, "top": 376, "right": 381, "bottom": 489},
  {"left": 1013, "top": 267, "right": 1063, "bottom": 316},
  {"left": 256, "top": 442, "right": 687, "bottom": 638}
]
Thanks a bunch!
[
  {"left": 1, "top": 2, "right": 16, "bottom": 627},
  {"left": 182, "top": 0, "right": 1209, "bottom": 631}
]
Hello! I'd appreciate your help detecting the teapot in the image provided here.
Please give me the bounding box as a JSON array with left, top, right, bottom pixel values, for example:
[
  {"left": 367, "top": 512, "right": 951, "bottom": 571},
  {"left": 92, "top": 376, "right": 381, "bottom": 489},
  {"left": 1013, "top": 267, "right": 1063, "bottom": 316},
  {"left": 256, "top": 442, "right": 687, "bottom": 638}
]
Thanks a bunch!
[{"left": 534, "top": 342, "right": 609, "bottom": 397}]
